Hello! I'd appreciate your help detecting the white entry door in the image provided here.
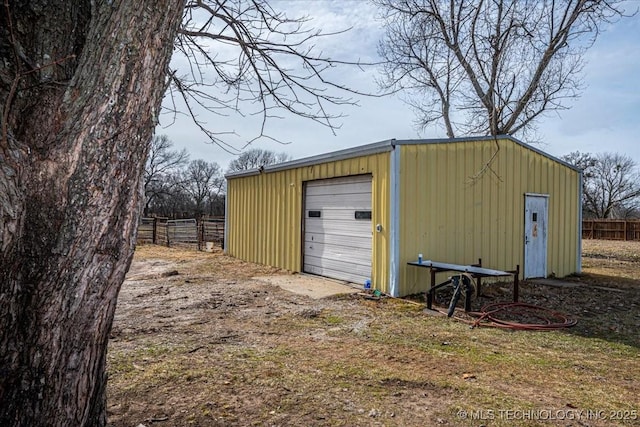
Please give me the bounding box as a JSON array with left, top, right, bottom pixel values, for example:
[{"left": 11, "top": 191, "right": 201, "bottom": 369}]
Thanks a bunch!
[
  {"left": 303, "top": 175, "right": 372, "bottom": 284},
  {"left": 524, "top": 194, "right": 549, "bottom": 278}
]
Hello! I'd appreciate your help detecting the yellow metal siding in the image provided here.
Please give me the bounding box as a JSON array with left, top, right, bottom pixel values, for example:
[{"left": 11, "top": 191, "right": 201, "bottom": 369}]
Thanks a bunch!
[
  {"left": 399, "top": 138, "right": 580, "bottom": 295},
  {"left": 226, "top": 153, "right": 391, "bottom": 292}
]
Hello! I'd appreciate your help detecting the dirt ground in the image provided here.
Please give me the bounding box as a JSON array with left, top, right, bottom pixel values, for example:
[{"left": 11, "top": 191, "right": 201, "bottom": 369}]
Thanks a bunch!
[{"left": 107, "top": 241, "right": 640, "bottom": 427}]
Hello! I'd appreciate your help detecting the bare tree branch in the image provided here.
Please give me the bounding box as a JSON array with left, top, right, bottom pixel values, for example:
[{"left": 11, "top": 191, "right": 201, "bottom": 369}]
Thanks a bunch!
[
  {"left": 164, "top": 0, "right": 379, "bottom": 150},
  {"left": 375, "top": 0, "right": 627, "bottom": 139}
]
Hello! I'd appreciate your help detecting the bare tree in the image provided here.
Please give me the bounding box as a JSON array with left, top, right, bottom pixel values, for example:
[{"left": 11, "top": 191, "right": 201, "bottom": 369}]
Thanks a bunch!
[
  {"left": 181, "top": 159, "right": 225, "bottom": 218},
  {"left": 563, "top": 151, "right": 640, "bottom": 218},
  {"left": 144, "top": 135, "right": 190, "bottom": 215},
  {"left": 585, "top": 153, "right": 640, "bottom": 219},
  {"left": 227, "top": 147, "right": 292, "bottom": 172},
  {"left": 376, "top": 0, "right": 626, "bottom": 138},
  {"left": 0, "top": 1, "right": 366, "bottom": 425}
]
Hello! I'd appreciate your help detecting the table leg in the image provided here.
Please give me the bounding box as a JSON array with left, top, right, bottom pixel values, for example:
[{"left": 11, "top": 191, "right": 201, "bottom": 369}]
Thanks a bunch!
[
  {"left": 426, "top": 268, "right": 436, "bottom": 310},
  {"left": 513, "top": 265, "right": 520, "bottom": 302},
  {"left": 473, "top": 258, "right": 482, "bottom": 296}
]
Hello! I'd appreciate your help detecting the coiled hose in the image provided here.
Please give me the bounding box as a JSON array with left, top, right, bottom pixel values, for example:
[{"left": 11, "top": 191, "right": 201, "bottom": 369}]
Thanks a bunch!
[{"left": 466, "top": 302, "right": 577, "bottom": 330}]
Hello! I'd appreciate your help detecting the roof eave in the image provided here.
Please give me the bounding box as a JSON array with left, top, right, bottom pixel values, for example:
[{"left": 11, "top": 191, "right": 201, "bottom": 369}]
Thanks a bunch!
[{"left": 225, "top": 139, "right": 396, "bottom": 179}]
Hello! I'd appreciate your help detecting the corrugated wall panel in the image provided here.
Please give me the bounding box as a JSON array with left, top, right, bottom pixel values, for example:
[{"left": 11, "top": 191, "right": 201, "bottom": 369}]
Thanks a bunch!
[
  {"left": 398, "top": 138, "right": 580, "bottom": 295},
  {"left": 226, "top": 152, "right": 391, "bottom": 292}
]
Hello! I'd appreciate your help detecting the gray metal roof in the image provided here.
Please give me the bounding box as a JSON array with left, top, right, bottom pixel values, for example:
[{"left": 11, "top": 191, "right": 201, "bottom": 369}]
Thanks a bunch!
[{"left": 224, "top": 135, "right": 579, "bottom": 179}]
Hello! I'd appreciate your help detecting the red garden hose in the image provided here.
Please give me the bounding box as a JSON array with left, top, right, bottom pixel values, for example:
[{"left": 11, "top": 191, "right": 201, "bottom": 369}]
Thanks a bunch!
[{"left": 465, "top": 302, "right": 577, "bottom": 330}]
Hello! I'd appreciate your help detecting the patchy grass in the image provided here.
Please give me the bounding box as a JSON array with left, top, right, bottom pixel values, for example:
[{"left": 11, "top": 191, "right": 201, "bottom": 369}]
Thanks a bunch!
[{"left": 108, "top": 242, "right": 640, "bottom": 426}]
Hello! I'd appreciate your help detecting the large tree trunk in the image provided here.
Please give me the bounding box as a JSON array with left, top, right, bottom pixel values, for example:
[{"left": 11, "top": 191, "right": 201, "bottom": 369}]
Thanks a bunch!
[{"left": 0, "top": 1, "right": 184, "bottom": 425}]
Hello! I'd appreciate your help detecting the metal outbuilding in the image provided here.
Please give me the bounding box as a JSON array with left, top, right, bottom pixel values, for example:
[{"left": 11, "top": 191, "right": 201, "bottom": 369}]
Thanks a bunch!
[{"left": 224, "top": 136, "right": 582, "bottom": 297}]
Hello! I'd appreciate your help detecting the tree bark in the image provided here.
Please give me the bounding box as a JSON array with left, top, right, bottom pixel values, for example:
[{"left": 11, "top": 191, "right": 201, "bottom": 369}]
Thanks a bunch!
[{"left": 0, "top": 1, "right": 184, "bottom": 426}]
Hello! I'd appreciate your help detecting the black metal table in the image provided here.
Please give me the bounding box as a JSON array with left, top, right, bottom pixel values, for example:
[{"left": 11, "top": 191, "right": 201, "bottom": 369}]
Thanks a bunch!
[{"left": 407, "top": 259, "right": 520, "bottom": 311}]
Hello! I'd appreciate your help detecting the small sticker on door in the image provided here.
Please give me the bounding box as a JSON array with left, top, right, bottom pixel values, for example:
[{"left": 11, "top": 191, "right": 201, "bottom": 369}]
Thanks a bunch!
[{"left": 532, "top": 223, "right": 538, "bottom": 238}]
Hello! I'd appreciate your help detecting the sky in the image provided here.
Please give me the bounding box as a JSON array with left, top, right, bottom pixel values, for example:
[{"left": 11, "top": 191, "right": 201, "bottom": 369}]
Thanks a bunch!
[{"left": 157, "top": 1, "right": 640, "bottom": 171}]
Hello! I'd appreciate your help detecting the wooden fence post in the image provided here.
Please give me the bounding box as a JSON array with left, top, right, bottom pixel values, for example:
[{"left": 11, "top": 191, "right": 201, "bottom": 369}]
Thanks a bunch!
[
  {"left": 164, "top": 223, "right": 168, "bottom": 247},
  {"left": 152, "top": 217, "right": 157, "bottom": 244}
]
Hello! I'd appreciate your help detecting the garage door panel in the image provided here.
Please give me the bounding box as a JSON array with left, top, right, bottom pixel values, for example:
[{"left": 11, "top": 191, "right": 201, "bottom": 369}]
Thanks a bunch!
[
  {"left": 304, "top": 232, "right": 371, "bottom": 249},
  {"left": 304, "top": 255, "right": 371, "bottom": 277},
  {"left": 305, "top": 193, "right": 371, "bottom": 209},
  {"left": 305, "top": 180, "right": 372, "bottom": 196},
  {"left": 303, "top": 175, "right": 372, "bottom": 284},
  {"left": 305, "top": 209, "right": 372, "bottom": 221},
  {"left": 304, "top": 242, "right": 372, "bottom": 265},
  {"left": 304, "top": 264, "right": 371, "bottom": 285},
  {"left": 304, "top": 219, "right": 372, "bottom": 235}
]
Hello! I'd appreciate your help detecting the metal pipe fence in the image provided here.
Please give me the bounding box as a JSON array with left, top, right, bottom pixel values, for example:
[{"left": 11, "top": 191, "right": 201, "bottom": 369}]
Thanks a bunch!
[{"left": 137, "top": 217, "right": 225, "bottom": 249}]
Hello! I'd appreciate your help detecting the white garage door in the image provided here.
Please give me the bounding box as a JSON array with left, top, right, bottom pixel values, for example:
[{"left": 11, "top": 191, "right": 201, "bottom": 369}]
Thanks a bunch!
[{"left": 303, "top": 175, "right": 372, "bottom": 284}]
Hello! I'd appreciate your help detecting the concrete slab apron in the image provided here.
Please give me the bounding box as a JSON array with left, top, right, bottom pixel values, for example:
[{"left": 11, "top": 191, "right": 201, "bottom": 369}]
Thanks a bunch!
[{"left": 253, "top": 274, "right": 361, "bottom": 299}]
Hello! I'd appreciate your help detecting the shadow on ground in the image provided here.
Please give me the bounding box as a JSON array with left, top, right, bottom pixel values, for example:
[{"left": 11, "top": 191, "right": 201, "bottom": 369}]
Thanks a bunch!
[{"left": 430, "top": 275, "right": 640, "bottom": 349}]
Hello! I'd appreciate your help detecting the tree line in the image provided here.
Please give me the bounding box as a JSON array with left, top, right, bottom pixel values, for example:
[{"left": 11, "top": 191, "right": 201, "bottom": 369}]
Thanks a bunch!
[
  {"left": 144, "top": 135, "right": 290, "bottom": 218},
  {"left": 563, "top": 151, "right": 640, "bottom": 219},
  {"left": 146, "top": 133, "right": 640, "bottom": 221}
]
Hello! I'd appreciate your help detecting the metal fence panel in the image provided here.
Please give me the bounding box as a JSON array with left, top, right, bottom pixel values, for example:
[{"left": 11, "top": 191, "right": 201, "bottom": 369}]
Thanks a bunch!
[
  {"left": 201, "top": 219, "right": 225, "bottom": 244},
  {"left": 137, "top": 218, "right": 156, "bottom": 243},
  {"left": 167, "top": 219, "right": 198, "bottom": 244},
  {"left": 137, "top": 218, "right": 225, "bottom": 249}
]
